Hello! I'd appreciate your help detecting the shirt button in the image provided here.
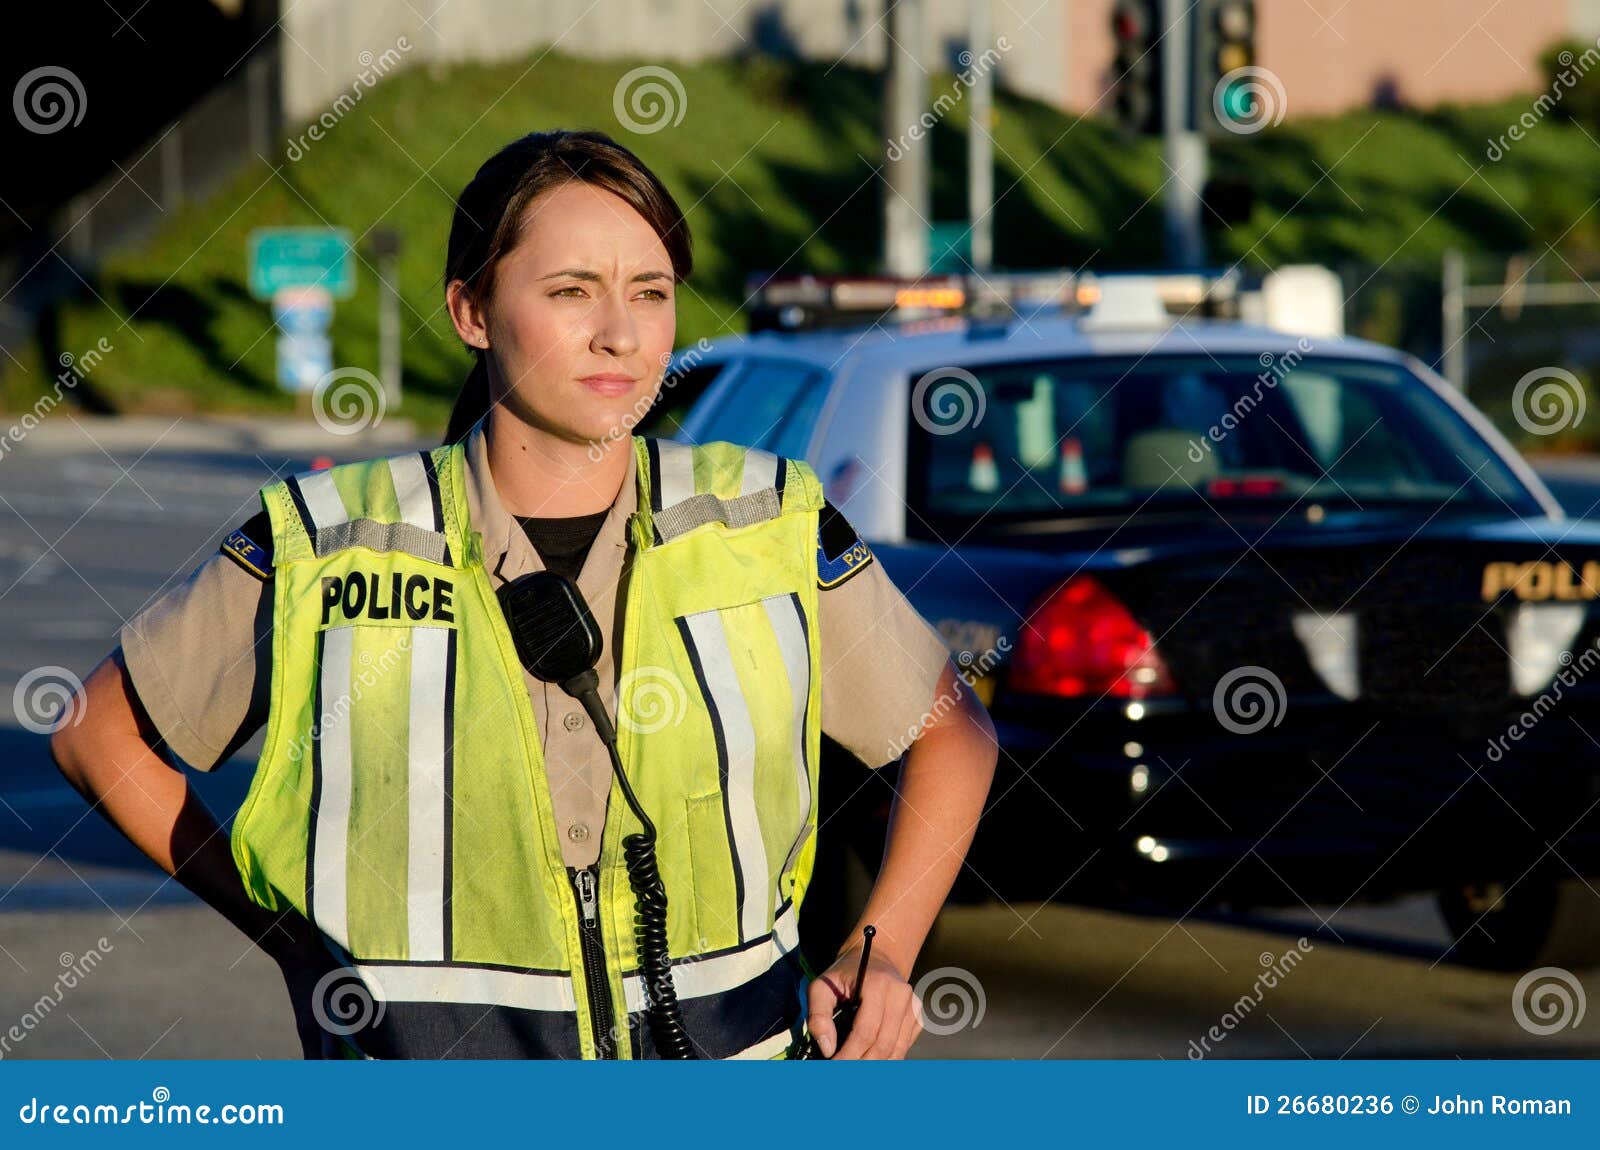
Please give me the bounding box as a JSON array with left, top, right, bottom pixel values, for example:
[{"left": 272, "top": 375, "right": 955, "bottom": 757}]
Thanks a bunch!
[
  {"left": 568, "top": 823, "right": 590, "bottom": 843},
  {"left": 563, "top": 711, "right": 584, "bottom": 731}
]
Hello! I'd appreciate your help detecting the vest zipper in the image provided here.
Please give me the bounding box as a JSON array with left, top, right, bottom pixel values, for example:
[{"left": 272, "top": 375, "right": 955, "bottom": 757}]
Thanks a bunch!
[{"left": 569, "top": 865, "right": 617, "bottom": 1059}]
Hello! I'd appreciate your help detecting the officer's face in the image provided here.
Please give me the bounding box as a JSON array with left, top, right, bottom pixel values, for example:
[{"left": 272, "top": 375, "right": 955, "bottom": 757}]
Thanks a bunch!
[{"left": 477, "top": 181, "right": 677, "bottom": 447}]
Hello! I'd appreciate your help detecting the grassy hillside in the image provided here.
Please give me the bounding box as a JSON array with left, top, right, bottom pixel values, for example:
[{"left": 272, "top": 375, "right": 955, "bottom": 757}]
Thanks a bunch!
[{"left": 10, "top": 49, "right": 1600, "bottom": 432}]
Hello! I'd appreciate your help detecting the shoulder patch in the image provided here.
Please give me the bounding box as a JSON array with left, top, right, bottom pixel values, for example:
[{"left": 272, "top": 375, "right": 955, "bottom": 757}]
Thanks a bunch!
[
  {"left": 817, "top": 500, "right": 874, "bottom": 589},
  {"left": 220, "top": 510, "right": 274, "bottom": 581}
]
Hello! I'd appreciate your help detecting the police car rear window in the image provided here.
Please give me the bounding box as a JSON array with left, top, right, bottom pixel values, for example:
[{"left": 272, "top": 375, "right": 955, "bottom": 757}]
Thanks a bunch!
[{"left": 906, "top": 354, "right": 1540, "bottom": 529}]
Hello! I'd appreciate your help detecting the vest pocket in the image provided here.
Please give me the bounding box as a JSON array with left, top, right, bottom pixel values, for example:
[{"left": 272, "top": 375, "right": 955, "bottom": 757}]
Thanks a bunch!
[
  {"left": 672, "top": 591, "right": 816, "bottom": 948},
  {"left": 683, "top": 790, "right": 736, "bottom": 952}
]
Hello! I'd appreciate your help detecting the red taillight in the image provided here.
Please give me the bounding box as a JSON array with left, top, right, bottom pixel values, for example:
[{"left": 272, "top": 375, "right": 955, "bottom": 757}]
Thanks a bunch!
[
  {"left": 1008, "top": 575, "right": 1177, "bottom": 699},
  {"left": 1207, "top": 475, "right": 1285, "bottom": 497}
]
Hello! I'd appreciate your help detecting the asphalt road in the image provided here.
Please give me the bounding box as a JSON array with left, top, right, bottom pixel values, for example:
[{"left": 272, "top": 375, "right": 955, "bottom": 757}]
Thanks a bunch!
[{"left": 0, "top": 424, "right": 1596, "bottom": 1060}]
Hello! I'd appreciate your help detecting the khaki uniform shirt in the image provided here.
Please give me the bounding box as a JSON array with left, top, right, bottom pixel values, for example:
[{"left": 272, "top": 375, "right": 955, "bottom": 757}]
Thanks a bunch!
[{"left": 120, "top": 424, "right": 952, "bottom": 868}]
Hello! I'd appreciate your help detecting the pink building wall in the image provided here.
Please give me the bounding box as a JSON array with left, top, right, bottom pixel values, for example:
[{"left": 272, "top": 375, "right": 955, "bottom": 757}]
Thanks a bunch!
[{"left": 1065, "top": 0, "right": 1572, "bottom": 117}]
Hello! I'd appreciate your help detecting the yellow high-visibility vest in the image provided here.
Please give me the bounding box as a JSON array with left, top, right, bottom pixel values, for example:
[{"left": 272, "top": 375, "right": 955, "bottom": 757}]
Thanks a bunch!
[{"left": 230, "top": 437, "right": 825, "bottom": 1059}]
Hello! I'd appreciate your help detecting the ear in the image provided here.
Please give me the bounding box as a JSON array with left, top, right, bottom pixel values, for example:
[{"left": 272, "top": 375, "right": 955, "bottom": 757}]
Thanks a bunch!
[{"left": 446, "top": 279, "right": 490, "bottom": 349}]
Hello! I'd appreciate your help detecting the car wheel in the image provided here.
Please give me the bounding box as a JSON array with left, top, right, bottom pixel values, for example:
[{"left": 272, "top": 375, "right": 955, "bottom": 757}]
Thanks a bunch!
[{"left": 1438, "top": 878, "right": 1600, "bottom": 970}]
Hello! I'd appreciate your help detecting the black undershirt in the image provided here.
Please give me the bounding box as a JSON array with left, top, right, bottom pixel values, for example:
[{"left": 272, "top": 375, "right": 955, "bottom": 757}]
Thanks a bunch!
[{"left": 516, "top": 509, "right": 610, "bottom": 582}]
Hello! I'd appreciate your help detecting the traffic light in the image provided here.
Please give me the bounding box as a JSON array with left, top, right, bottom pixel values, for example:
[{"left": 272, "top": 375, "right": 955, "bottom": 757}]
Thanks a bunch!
[
  {"left": 1110, "top": 0, "right": 1163, "bottom": 135},
  {"left": 1195, "top": 0, "right": 1267, "bottom": 135}
]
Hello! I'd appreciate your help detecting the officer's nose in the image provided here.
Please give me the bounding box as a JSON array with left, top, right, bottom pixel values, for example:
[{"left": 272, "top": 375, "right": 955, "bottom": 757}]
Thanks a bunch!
[{"left": 590, "top": 292, "right": 640, "bottom": 359}]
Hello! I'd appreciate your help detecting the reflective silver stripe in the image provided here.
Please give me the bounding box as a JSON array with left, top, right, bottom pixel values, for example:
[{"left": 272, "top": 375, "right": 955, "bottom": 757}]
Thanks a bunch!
[
  {"left": 729, "top": 1031, "right": 794, "bottom": 1060},
  {"left": 298, "top": 470, "right": 349, "bottom": 530},
  {"left": 406, "top": 627, "right": 449, "bottom": 962},
  {"left": 314, "top": 520, "right": 449, "bottom": 565},
  {"left": 622, "top": 901, "right": 800, "bottom": 1011},
  {"left": 313, "top": 626, "right": 355, "bottom": 949},
  {"left": 355, "top": 963, "right": 577, "bottom": 1013},
  {"left": 653, "top": 488, "right": 781, "bottom": 543},
  {"left": 388, "top": 453, "right": 437, "bottom": 531},
  {"left": 683, "top": 608, "right": 769, "bottom": 942},
  {"left": 761, "top": 594, "right": 812, "bottom": 880},
  {"left": 740, "top": 449, "right": 779, "bottom": 497},
  {"left": 655, "top": 440, "right": 696, "bottom": 509}
]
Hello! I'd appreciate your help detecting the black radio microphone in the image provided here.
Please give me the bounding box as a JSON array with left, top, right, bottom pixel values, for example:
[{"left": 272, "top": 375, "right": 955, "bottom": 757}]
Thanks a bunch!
[
  {"left": 497, "top": 570, "right": 621, "bottom": 750},
  {"left": 496, "top": 570, "right": 695, "bottom": 1059}
]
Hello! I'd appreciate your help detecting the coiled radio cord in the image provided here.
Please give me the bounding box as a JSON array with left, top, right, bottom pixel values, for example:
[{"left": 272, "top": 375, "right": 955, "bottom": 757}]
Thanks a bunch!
[{"left": 576, "top": 681, "right": 697, "bottom": 1060}]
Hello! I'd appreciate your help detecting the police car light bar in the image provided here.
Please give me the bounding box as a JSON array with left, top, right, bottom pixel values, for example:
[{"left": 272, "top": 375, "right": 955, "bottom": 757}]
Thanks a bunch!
[{"left": 744, "top": 269, "right": 1245, "bottom": 332}]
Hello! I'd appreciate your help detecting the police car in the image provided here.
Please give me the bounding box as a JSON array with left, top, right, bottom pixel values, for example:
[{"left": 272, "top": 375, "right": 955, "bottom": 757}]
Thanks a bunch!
[{"left": 667, "top": 270, "right": 1600, "bottom": 970}]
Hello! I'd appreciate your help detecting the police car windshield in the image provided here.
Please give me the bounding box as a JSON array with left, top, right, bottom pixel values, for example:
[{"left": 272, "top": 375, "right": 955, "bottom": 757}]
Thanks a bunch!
[{"left": 911, "top": 354, "right": 1540, "bottom": 527}]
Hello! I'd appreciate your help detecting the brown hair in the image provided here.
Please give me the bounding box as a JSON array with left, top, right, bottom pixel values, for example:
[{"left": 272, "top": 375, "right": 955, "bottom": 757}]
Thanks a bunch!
[{"left": 442, "top": 129, "right": 693, "bottom": 444}]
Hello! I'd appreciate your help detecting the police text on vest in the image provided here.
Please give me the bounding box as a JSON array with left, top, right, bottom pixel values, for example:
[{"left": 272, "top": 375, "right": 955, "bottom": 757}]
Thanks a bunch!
[{"left": 320, "top": 573, "right": 455, "bottom": 624}]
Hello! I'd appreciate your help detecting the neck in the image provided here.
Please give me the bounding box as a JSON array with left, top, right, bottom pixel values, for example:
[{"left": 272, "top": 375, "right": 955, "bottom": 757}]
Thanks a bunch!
[{"left": 483, "top": 407, "right": 629, "bottom": 518}]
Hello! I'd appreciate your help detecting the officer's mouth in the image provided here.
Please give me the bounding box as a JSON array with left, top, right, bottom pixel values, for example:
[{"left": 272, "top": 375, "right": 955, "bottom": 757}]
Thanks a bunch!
[{"left": 577, "top": 372, "right": 638, "bottom": 398}]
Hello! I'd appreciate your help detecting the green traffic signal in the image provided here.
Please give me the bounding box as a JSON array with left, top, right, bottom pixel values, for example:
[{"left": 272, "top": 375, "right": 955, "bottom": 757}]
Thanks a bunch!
[{"left": 1219, "top": 77, "right": 1254, "bottom": 124}]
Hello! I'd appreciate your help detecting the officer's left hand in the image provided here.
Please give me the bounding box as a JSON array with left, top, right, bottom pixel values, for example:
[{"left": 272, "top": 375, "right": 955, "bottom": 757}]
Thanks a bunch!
[{"left": 807, "top": 947, "right": 922, "bottom": 1059}]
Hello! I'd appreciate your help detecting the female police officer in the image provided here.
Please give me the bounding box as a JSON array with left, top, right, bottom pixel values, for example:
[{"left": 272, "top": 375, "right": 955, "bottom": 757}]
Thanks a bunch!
[{"left": 50, "top": 129, "right": 997, "bottom": 1060}]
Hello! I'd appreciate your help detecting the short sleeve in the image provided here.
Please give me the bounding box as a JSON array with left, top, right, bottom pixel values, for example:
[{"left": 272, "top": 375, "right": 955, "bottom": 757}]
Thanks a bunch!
[
  {"left": 816, "top": 504, "right": 952, "bottom": 768},
  {"left": 118, "top": 515, "right": 273, "bottom": 770}
]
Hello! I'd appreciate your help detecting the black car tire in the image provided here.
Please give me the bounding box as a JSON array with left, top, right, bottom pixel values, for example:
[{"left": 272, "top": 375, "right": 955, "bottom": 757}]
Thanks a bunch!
[{"left": 1438, "top": 878, "right": 1600, "bottom": 970}]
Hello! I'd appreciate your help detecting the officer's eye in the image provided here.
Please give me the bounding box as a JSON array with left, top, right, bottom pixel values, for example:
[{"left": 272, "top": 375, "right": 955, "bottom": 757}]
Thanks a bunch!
[
  {"left": 550, "top": 285, "right": 590, "bottom": 298},
  {"left": 636, "top": 288, "right": 669, "bottom": 302}
]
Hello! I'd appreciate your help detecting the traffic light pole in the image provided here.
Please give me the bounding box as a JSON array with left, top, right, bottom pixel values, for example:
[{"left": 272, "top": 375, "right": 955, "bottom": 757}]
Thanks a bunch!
[
  {"left": 1161, "top": 0, "right": 1207, "bottom": 268},
  {"left": 884, "top": 0, "right": 930, "bottom": 277},
  {"left": 967, "top": 0, "right": 994, "bottom": 271}
]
